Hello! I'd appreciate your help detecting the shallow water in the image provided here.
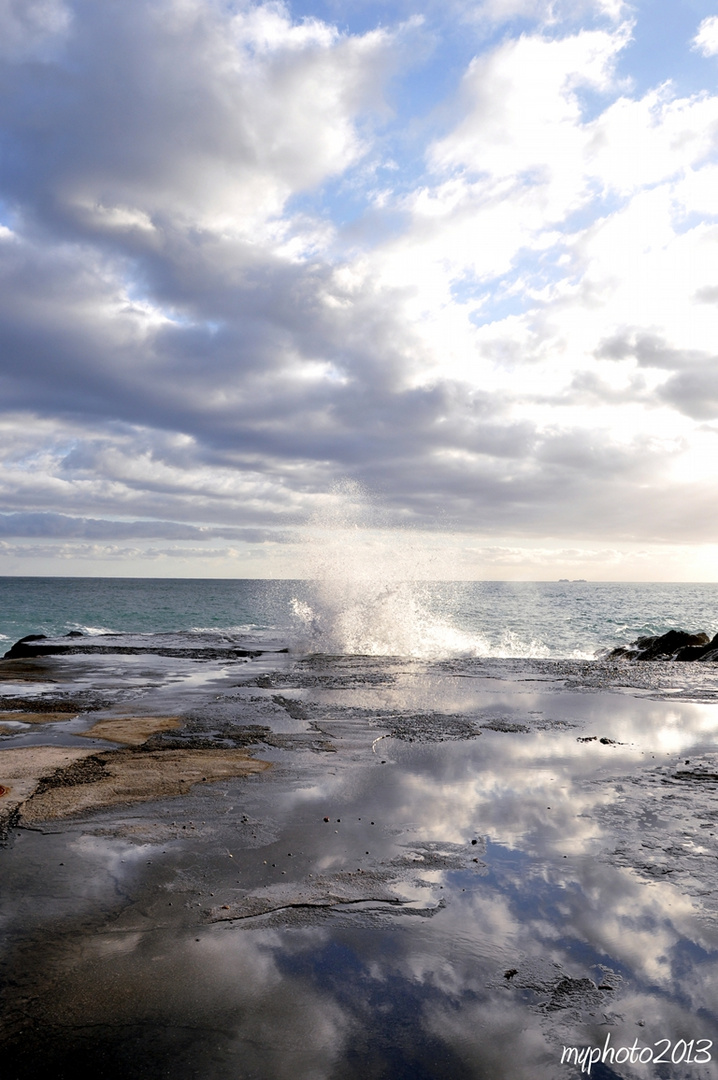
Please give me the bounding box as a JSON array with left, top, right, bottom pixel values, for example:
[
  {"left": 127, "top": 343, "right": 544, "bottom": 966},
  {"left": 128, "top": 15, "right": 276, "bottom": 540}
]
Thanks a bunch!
[{"left": 2, "top": 635, "right": 718, "bottom": 1077}]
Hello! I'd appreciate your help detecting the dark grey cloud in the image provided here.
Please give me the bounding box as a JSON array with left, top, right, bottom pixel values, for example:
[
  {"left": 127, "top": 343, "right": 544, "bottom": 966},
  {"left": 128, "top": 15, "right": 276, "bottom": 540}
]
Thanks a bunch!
[
  {"left": 594, "top": 330, "right": 706, "bottom": 370},
  {"left": 0, "top": 221, "right": 535, "bottom": 478},
  {"left": 593, "top": 330, "right": 718, "bottom": 421},
  {"left": 658, "top": 368, "right": 718, "bottom": 421},
  {"left": 0, "top": 513, "right": 202, "bottom": 540},
  {"left": 0, "top": 512, "right": 294, "bottom": 543}
]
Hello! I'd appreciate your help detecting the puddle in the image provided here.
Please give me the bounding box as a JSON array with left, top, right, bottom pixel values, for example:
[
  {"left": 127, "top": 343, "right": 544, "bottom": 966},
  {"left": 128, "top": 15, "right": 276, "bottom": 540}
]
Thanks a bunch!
[{"left": 1, "top": 642, "right": 718, "bottom": 1078}]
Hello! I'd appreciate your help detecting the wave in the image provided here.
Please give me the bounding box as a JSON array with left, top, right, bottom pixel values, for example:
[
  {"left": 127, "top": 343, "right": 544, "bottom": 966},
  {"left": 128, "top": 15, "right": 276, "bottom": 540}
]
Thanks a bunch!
[
  {"left": 289, "top": 485, "right": 602, "bottom": 660},
  {"left": 65, "top": 623, "right": 121, "bottom": 636},
  {"left": 290, "top": 584, "right": 594, "bottom": 660}
]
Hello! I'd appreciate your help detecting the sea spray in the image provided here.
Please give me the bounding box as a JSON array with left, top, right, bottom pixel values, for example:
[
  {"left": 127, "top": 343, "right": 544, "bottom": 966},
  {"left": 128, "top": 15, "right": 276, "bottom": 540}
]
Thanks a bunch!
[{"left": 290, "top": 482, "right": 550, "bottom": 658}]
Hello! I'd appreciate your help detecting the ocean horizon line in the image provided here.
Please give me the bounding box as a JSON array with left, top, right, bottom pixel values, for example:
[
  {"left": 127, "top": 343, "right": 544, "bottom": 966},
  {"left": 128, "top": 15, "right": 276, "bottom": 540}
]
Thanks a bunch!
[{"left": 3, "top": 574, "right": 718, "bottom": 585}]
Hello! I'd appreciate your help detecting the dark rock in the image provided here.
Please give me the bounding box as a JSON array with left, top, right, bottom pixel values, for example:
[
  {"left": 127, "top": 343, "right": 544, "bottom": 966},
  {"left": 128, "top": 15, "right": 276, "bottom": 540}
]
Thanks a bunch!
[
  {"left": 4, "top": 634, "right": 48, "bottom": 655},
  {"left": 545, "top": 976, "right": 602, "bottom": 1012},
  {"left": 605, "top": 629, "right": 712, "bottom": 661},
  {"left": 2, "top": 635, "right": 269, "bottom": 661},
  {"left": 480, "top": 720, "right": 530, "bottom": 733},
  {"left": 34, "top": 754, "right": 110, "bottom": 795}
]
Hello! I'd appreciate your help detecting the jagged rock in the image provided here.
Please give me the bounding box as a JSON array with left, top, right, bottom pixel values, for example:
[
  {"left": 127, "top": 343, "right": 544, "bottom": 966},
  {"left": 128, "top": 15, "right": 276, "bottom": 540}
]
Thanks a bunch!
[{"left": 605, "top": 629, "right": 715, "bottom": 661}]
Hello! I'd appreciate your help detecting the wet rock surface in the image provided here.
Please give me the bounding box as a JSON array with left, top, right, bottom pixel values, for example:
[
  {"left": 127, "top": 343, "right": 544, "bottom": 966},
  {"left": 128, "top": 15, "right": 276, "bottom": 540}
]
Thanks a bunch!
[
  {"left": 3, "top": 631, "right": 285, "bottom": 662},
  {"left": 2, "top": 634, "right": 718, "bottom": 1078},
  {"left": 605, "top": 628, "right": 718, "bottom": 661}
]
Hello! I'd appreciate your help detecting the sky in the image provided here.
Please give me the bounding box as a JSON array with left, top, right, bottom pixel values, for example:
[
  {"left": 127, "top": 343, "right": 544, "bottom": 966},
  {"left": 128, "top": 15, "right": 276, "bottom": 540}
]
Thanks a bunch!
[{"left": 1, "top": 0, "right": 718, "bottom": 580}]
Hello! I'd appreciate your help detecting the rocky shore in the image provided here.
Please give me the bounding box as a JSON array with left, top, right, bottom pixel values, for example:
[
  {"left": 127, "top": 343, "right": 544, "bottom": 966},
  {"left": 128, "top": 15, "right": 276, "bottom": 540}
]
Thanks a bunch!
[
  {"left": 604, "top": 628, "right": 718, "bottom": 661},
  {"left": 2, "top": 632, "right": 278, "bottom": 661},
  {"left": 3, "top": 631, "right": 718, "bottom": 1079}
]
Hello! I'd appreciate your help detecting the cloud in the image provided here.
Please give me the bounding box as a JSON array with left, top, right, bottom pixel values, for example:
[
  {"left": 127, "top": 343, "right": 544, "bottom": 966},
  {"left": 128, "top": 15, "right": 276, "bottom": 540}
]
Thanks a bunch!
[
  {"left": 659, "top": 367, "right": 718, "bottom": 421},
  {"left": 696, "top": 285, "right": 718, "bottom": 304},
  {"left": 593, "top": 331, "right": 718, "bottom": 419},
  {"left": 594, "top": 331, "right": 705, "bottom": 370},
  {"left": 0, "top": 0, "right": 71, "bottom": 60},
  {"left": 1, "top": 1, "right": 718, "bottom": 572},
  {"left": 693, "top": 15, "right": 718, "bottom": 58},
  {"left": 0, "top": 0, "right": 396, "bottom": 235},
  {"left": 0, "top": 512, "right": 294, "bottom": 542},
  {"left": 466, "top": 0, "right": 627, "bottom": 27},
  {"left": 0, "top": 540, "right": 245, "bottom": 560}
]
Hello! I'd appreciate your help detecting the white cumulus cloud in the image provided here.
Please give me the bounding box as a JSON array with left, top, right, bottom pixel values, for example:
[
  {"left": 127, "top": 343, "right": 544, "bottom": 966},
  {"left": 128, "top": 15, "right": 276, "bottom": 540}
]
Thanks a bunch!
[{"left": 693, "top": 14, "right": 718, "bottom": 57}]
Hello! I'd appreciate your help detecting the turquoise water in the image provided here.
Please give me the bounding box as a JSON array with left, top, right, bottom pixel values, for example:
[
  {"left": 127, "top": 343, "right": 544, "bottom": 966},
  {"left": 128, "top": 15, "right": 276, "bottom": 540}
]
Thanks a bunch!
[
  {"left": 2, "top": 577, "right": 718, "bottom": 659},
  {"left": 0, "top": 577, "right": 296, "bottom": 643}
]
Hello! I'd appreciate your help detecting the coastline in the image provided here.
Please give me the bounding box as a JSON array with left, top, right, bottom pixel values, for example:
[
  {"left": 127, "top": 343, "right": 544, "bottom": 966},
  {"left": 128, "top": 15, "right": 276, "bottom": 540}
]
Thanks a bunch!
[{"left": 2, "top": 635, "right": 718, "bottom": 1078}]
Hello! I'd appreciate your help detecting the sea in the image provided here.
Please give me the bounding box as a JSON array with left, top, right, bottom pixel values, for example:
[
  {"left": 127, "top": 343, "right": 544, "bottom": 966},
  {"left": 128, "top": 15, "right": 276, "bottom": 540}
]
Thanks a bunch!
[{"left": 1, "top": 576, "right": 717, "bottom": 660}]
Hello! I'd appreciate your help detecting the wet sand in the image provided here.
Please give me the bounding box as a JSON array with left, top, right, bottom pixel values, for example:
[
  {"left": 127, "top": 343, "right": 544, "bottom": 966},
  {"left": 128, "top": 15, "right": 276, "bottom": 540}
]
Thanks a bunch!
[{"left": 2, "top": 640, "right": 718, "bottom": 1078}]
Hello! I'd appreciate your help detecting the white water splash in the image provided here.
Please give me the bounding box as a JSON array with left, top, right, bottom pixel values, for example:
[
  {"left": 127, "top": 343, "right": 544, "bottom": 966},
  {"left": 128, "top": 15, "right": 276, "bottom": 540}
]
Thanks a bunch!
[{"left": 290, "top": 482, "right": 554, "bottom": 659}]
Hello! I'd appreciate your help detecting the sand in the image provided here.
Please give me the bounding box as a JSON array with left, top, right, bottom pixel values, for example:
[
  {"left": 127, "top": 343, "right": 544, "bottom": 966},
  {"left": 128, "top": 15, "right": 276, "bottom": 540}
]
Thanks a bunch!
[
  {"left": 80, "top": 715, "right": 181, "bottom": 745},
  {"left": 0, "top": 746, "right": 97, "bottom": 821},
  {"left": 18, "top": 747, "right": 271, "bottom": 822},
  {"left": 0, "top": 711, "right": 78, "bottom": 724},
  {"left": 0, "top": 727, "right": 269, "bottom": 826}
]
